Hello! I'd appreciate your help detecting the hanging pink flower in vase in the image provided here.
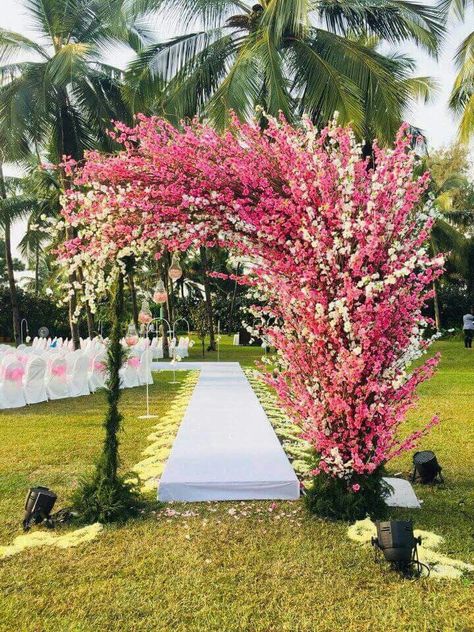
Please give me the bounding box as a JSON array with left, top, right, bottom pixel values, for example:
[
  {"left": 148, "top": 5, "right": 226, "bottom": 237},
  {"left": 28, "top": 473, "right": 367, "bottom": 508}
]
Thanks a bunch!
[
  {"left": 138, "top": 298, "right": 153, "bottom": 324},
  {"left": 152, "top": 279, "right": 167, "bottom": 304},
  {"left": 125, "top": 322, "right": 138, "bottom": 346}
]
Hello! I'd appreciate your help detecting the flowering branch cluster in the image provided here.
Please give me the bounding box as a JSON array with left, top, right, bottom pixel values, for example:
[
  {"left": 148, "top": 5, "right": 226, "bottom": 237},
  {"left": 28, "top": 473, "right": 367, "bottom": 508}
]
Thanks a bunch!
[{"left": 60, "top": 114, "right": 443, "bottom": 481}]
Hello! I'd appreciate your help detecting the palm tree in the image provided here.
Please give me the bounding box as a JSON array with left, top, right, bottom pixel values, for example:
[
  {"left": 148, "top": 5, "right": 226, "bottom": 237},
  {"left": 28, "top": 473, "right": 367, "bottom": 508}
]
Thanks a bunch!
[
  {"left": 0, "top": 0, "right": 156, "bottom": 346},
  {"left": 441, "top": 0, "right": 474, "bottom": 142},
  {"left": 0, "top": 171, "right": 39, "bottom": 345},
  {"left": 426, "top": 144, "right": 474, "bottom": 327},
  {"left": 128, "top": 0, "right": 444, "bottom": 140}
]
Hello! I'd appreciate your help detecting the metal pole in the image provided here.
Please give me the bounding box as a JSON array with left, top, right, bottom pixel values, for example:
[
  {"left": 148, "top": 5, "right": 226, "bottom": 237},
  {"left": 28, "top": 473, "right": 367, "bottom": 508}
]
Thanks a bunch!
[
  {"left": 217, "top": 320, "right": 220, "bottom": 362},
  {"left": 138, "top": 316, "right": 171, "bottom": 419}
]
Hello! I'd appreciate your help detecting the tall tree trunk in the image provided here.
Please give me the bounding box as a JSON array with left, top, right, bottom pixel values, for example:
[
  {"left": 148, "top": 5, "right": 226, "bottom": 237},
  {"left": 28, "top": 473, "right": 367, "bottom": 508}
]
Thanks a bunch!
[
  {"left": 66, "top": 226, "right": 81, "bottom": 350},
  {"left": 433, "top": 281, "right": 441, "bottom": 331},
  {"left": 128, "top": 272, "right": 139, "bottom": 331},
  {"left": 200, "top": 246, "right": 216, "bottom": 351},
  {"left": 0, "top": 163, "right": 21, "bottom": 346},
  {"left": 160, "top": 254, "right": 172, "bottom": 359},
  {"left": 68, "top": 273, "right": 81, "bottom": 349},
  {"left": 35, "top": 243, "right": 39, "bottom": 296},
  {"left": 77, "top": 267, "right": 94, "bottom": 338}
]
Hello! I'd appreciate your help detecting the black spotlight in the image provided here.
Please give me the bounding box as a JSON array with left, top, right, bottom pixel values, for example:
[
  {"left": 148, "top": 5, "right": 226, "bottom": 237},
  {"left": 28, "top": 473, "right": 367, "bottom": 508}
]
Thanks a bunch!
[
  {"left": 23, "top": 487, "right": 57, "bottom": 531},
  {"left": 371, "top": 520, "right": 427, "bottom": 577},
  {"left": 412, "top": 450, "right": 443, "bottom": 484}
]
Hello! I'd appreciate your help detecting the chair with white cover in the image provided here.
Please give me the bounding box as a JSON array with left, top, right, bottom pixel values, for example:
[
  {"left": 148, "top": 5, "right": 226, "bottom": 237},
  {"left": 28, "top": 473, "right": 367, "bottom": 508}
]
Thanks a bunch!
[
  {"left": 46, "top": 356, "right": 70, "bottom": 400},
  {"left": 23, "top": 356, "right": 48, "bottom": 405},
  {"left": 119, "top": 352, "right": 140, "bottom": 388},
  {"left": 0, "top": 359, "right": 27, "bottom": 409},
  {"left": 138, "top": 349, "right": 153, "bottom": 386},
  {"left": 89, "top": 352, "right": 107, "bottom": 392},
  {"left": 177, "top": 337, "right": 189, "bottom": 358},
  {"left": 152, "top": 337, "right": 163, "bottom": 360},
  {"left": 67, "top": 354, "right": 91, "bottom": 397}
]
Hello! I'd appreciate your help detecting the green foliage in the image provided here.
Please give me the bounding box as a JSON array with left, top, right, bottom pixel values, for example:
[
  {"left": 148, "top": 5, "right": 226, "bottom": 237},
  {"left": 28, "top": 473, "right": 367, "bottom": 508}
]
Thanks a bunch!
[
  {"left": 0, "top": 0, "right": 154, "bottom": 163},
  {"left": 0, "top": 286, "right": 69, "bottom": 340},
  {"left": 72, "top": 472, "right": 142, "bottom": 524},
  {"left": 130, "top": 0, "right": 444, "bottom": 142},
  {"left": 305, "top": 468, "right": 391, "bottom": 521},
  {"left": 73, "top": 267, "right": 141, "bottom": 523},
  {"left": 0, "top": 240, "right": 24, "bottom": 286}
]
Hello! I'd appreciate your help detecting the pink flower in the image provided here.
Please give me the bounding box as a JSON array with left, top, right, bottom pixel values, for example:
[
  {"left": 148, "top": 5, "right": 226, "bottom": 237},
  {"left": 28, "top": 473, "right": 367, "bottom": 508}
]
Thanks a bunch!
[
  {"left": 351, "top": 484, "right": 361, "bottom": 493},
  {"left": 60, "top": 115, "right": 443, "bottom": 480}
]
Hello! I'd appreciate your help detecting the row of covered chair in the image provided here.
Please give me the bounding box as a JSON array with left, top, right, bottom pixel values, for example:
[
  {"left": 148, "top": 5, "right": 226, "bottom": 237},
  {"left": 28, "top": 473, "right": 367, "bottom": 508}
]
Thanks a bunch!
[{"left": 0, "top": 342, "right": 153, "bottom": 410}]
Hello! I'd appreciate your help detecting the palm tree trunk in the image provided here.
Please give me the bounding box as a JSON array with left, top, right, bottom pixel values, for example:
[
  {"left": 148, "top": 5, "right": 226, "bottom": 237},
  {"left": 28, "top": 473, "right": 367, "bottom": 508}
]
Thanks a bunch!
[
  {"left": 200, "top": 246, "right": 216, "bottom": 351},
  {"left": 128, "top": 272, "right": 139, "bottom": 331},
  {"left": 0, "top": 163, "right": 21, "bottom": 346},
  {"left": 76, "top": 267, "right": 94, "bottom": 338},
  {"left": 35, "top": 243, "right": 39, "bottom": 296},
  {"left": 65, "top": 227, "right": 81, "bottom": 349},
  {"left": 433, "top": 281, "right": 441, "bottom": 331}
]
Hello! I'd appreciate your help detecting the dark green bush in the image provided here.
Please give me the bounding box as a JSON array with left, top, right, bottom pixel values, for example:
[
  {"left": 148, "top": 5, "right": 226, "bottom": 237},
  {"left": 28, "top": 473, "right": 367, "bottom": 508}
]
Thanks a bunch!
[{"left": 304, "top": 468, "right": 391, "bottom": 522}]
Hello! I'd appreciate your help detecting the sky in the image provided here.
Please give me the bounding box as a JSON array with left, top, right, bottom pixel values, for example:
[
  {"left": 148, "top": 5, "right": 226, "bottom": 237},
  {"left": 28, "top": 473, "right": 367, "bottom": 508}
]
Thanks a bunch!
[{"left": 1, "top": 0, "right": 473, "bottom": 256}]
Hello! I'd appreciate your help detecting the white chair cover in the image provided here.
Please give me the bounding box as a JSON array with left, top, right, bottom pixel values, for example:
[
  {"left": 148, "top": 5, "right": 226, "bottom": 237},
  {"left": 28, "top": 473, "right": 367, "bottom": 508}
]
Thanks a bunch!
[
  {"left": 138, "top": 349, "right": 153, "bottom": 386},
  {"left": 151, "top": 337, "right": 163, "bottom": 360},
  {"left": 120, "top": 352, "right": 140, "bottom": 389},
  {"left": 46, "top": 356, "right": 70, "bottom": 400},
  {"left": 89, "top": 352, "right": 108, "bottom": 392},
  {"left": 0, "top": 359, "right": 27, "bottom": 409},
  {"left": 23, "top": 356, "right": 48, "bottom": 405},
  {"left": 67, "top": 355, "right": 91, "bottom": 397}
]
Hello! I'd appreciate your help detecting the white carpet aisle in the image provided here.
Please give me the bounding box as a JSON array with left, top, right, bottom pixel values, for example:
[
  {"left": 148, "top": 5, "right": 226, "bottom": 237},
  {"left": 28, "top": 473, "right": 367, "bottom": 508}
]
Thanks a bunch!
[{"left": 153, "top": 362, "right": 300, "bottom": 502}]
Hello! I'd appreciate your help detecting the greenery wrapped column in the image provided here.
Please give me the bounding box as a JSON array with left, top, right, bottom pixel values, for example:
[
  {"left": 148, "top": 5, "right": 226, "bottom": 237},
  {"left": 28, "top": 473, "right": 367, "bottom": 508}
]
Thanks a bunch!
[{"left": 73, "top": 265, "right": 140, "bottom": 522}]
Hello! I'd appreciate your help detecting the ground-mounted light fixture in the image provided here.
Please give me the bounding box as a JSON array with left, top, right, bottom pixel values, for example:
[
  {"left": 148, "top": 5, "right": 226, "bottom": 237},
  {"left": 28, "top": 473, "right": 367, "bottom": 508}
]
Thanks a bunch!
[
  {"left": 412, "top": 450, "right": 443, "bottom": 484},
  {"left": 23, "top": 487, "right": 57, "bottom": 531},
  {"left": 371, "top": 520, "right": 428, "bottom": 578}
]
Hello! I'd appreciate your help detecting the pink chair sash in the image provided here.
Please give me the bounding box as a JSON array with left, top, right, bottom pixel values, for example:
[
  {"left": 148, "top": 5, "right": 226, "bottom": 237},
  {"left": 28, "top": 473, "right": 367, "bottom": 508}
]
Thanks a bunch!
[
  {"left": 5, "top": 366, "right": 25, "bottom": 382},
  {"left": 51, "top": 364, "right": 67, "bottom": 377}
]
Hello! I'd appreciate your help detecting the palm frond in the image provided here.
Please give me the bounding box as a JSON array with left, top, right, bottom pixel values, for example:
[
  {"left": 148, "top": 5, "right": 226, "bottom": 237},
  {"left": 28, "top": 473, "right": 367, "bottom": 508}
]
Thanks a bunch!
[
  {"left": 289, "top": 36, "right": 363, "bottom": 132},
  {"left": 261, "top": 0, "right": 310, "bottom": 42},
  {"left": 207, "top": 37, "right": 263, "bottom": 129},
  {"left": 159, "top": 33, "right": 239, "bottom": 122},
  {"left": 0, "top": 29, "right": 49, "bottom": 63},
  {"left": 449, "top": 31, "right": 474, "bottom": 143},
  {"left": 316, "top": 0, "right": 444, "bottom": 56},
  {"left": 151, "top": 0, "right": 250, "bottom": 29}
]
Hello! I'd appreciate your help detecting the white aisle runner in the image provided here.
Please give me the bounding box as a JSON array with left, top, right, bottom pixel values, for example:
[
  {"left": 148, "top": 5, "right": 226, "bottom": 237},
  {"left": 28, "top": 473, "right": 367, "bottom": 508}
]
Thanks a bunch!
[{"left": 155, "top": 362, "right": 300, "bottom": 502}]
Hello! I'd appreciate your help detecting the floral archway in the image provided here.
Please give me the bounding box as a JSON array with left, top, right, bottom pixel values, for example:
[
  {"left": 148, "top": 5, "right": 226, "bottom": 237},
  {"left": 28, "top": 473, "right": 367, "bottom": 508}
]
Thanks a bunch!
[{"left": 60, "top": 115, "right": 443, "bottom": 521}]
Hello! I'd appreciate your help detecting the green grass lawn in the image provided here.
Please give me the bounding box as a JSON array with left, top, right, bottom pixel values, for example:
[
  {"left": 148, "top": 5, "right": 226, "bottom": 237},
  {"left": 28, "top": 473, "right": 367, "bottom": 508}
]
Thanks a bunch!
[{"left": 0, "top": 338, "right": 473, "bottom": 631}]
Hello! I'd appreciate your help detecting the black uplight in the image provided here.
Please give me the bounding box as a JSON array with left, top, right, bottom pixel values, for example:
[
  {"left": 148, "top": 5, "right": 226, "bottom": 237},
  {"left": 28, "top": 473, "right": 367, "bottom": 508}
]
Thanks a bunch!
[
  {"left": 412, "top": 450, "right": 443, "bottom": 484},
  {"left": 371, "top": 520, "right": 427, "bottom": 578},
  {"left": 23, "top": 487, "right": 57, "bottom": 531}
]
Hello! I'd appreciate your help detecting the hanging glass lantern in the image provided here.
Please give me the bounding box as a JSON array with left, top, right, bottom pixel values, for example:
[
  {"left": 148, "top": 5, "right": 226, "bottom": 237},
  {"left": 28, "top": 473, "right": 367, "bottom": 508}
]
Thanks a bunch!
[
  {"left": 125, "top": 322, "right": 139, "bottom": 346},
  {"left": 168, "top": 253, "right": 183, "bottom": 281},
  {"left": 153, "top": 279, "right": 168, "bottom": 304},
  {"left": 138, "top": 299, "right": 153, "bottom": 325}
]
